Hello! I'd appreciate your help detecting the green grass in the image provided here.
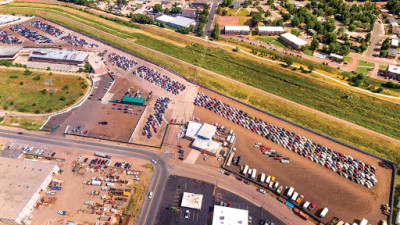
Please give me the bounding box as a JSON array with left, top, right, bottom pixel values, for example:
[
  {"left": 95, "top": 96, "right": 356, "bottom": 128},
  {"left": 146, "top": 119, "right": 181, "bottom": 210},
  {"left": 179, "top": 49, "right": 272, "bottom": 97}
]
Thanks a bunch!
[
  {"left": 358, "top": 60, "right": 375, "bottom": 67},
  {"left": 344, "top": 56, "right": 352, "bottom": 62},
  {"left": 271, "top": 39, "right": 288, "bottom": 48},
  {"left": 356, "top": 66, "right": 372, "bottom": 75},
  {"left": 255, "top": 36, "right": 276, "bottom": 44},
  {"left": 0, "top": 68, "right": 87, "bottom": 113},
  {"left": 227, "top": 8, "right": 250, "bottom": 16},
  {"left": 239, "top": 17, "right": 249, "bottom": 26},
  {"left": 380, "top": 65, "right": 388, "bottom": 70},
  {"left": 3, "top": 3, "right": 400, "bottom": 164},
  {"left": 303, "top": 49, "right": 314, "bottom": 56}
]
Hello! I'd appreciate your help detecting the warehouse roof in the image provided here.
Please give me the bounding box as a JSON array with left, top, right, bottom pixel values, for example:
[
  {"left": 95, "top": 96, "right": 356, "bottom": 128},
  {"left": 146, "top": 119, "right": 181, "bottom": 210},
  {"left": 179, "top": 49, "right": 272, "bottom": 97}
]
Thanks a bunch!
[
  {"left": 181, "top": 192, "right": 203, "bottom": 210},
  {"left": 155, "top": 15, "right": 195, "bottom": 28},
  {"left": 212, "top": 205, "right": 248, "bottom": 225},
  {"left": 0, "top": 157, "right": 58, "bottom": 221},
  {"left": 257, "top": 26, "right": 284, "bottom": 32},
  {"left": 329, "top": 53, "right": 343, "bottom": 60},
  {"left": 192, "top": 138, "right": 220, "bottom": 154},
  {"left": 121, "top": 96, "right": 145, "bottom": 105},
  {"left": 388, "top": 65, "right": 400, "bottom": 74},
  {"left": 196, "top": 123, "right": 216, "bottom": 140},
  {"left": 29, "top": 49, "right": 89, "bottom": 63},
  {"left": 185, "top": 121, "right": 203, "bottom": 139},
  {"left": 225, "top": 26, "right": 250, "bottom": 31},
  {"left": 0, "top": 46, "right": 22, "bottom": 57},
  {"left": 280, "top": 33, "right": 307, "bottom": 46}
]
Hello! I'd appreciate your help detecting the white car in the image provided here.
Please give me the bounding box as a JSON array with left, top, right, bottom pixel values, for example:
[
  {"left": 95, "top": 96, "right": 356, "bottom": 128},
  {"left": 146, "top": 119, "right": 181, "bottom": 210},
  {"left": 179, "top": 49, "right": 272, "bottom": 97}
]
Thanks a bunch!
[
  {"left": 217, "top": 169, "right": 224, "bottom": 173},
  {"left": 78, "top": 156, "right": 82, "bottom": 162},
  {"left": 217, "top": 156, "right": 222, "bottom": 161},
  {"left": 148, "top": 191, "right": 153, "bottom": 199},
  {"left": 257, "top": 188, "right": 266, "bottom": 194},
  {"left": 302, "top": 201, "right": 310, "bottom": 209},
  {"left": 185, "top": 210, "right": 189, "bottom": 219},
  {"left": 151, "top": 159, "right": 157, "bottom": 164}
]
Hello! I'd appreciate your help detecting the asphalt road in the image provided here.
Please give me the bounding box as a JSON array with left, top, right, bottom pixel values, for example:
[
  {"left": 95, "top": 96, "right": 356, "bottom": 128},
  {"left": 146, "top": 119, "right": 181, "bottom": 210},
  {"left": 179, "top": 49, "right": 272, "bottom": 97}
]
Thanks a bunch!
[
  {"left": 0, "top": 128, "right": 167, "bottom": 225},
  {"left": 205, "top": 0, "right": 220, "bottom": 37},
  {"left": 366, "top": 19, "right": 385, "bottom": 58}
]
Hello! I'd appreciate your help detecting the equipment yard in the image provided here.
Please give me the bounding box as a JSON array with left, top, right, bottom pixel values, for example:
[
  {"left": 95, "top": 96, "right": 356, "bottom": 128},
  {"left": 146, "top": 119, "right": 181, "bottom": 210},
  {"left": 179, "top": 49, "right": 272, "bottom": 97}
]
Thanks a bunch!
[{"left": 191, "top": 87, "right": 392, "bottom": 224}]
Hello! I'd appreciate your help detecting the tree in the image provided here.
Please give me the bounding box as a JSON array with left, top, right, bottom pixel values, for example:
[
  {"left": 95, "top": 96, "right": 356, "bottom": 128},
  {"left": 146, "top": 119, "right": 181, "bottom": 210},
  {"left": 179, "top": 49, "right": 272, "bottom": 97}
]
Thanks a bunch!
[
  {"left": 348, "top": 24, "right": 356, "bottom": 32},
  {"left": 253, "top": 1, "right": 260, "bottom": 7},
  {"left": 380, "top": 50, "right": 388, "bottom": 57},
  {"left": 84, "top": 63, "right": 92, "bottom": 73},
  {"left": 291, "top": 17, "right": 300, "bottom": 27},
  {"left": 211, "top": 24, "right": 220, "bottom": 40},
  {"left": 265, "top": 10, "right": 271, "bottom": 17},
  {"left": 153, "top": 4, "right": 162, "bottom": 12},
  {"left": 282, "top": 13, "right": 291, "bottom": 21},
  {"left": 310, "top": 38, "right": 319, "bottom": 51},
  {"left": 382, "top": 42, "right": 390, "bottom": 50},
  {"left": 285, "top": 57, "right": 293, "bottom": 67},
  {"left": 275, "top": 19, "right": 283, "bottom": 26},
  {"left": 251, "top": 13, "right": 262, "bottom": 27},
  {"left": 308, "top": 65, "right": 314, "bottom": 72},
  {"left": 222, "top": 9, "right": 228, "bottom": 16},
  {"left": 164, "top": 8, "right": 170, "bottom": 14},
  {"left": 267, "top": 0, "right": 273, "bottom": 5},
  {"left": 291, "top": 28, "right": 301, "bottom": 37},
  {"left": 339, "top": 45, "right": 350, "bottom": 56},
  {"left": 365, "top": 33, "right": 371, "bottom": 42},
  {"left": 326, "top": 32, "right": 337, "bottom": 44},
  {"left": 359, "top": 42, "right": 368, "bottom": 52},
  {"left": 217, "top": 6, "right": 222, "bottom": 15}
]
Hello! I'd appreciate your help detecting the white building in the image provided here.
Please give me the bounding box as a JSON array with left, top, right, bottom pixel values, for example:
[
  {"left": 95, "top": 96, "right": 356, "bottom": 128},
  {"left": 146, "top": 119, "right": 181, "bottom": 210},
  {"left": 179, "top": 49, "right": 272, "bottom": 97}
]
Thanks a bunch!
[
  {"left": 181, "top": 192, "right": 203, "bottom": 210},
  {"left": 392, "top": 39, "right": 399, "bottom": 48},
  {"left": 257, "top": 26, "right": 284, "bottom": 35},
  {"left": 0, "top": 158, "right": 59, "bottom": 224},
  {"left": 212, "top": 205, "right": 249, "bottom": 225},
  {"left": 224, "top": 26, "right": 250, "bottom": 35},
  {"left": 155, "top": 15, "right": 195, "bottom": 28},
  {"left": 185, "top": 121, "right": 221, "bottom": 155},
  {"left": 279, "top": 33, "right": 307, "bottom": 49}
]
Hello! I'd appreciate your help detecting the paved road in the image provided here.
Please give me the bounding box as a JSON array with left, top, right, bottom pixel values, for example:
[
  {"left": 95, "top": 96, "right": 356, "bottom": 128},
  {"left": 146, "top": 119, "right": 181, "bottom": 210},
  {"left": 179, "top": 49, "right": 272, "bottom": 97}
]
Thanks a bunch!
[
  {"left": 366, "top": 19, "right": 385, "bottom": 58},
  {"left": 0, "top": 128, "right": 167, "bottom": 225},
  {"left": 205, "top": 0, "right": 220, "bottom": 37}
]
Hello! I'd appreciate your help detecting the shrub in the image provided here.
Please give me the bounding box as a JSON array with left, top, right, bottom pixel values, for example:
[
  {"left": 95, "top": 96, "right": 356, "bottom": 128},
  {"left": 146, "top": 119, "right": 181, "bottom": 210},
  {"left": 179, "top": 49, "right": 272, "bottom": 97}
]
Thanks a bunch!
[{"left": 34, "top": 109, "right": 40, "bottom": 114}]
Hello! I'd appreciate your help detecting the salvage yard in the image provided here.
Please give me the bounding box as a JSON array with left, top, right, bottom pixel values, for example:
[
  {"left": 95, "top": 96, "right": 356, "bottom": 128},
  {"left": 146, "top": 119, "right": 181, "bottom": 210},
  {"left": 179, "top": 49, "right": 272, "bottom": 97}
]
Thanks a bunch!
[{"left": 191, "top": 87, "right": 392, "bottom": 224}]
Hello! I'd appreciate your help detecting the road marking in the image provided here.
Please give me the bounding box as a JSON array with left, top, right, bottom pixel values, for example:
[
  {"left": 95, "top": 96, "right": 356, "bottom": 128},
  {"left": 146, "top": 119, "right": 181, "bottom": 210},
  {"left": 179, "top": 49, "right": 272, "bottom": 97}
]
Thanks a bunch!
[
  {"left": 143, "top": 171, "right": 161, "bottom": 225},
  {"left": 0, "top": 131, "right": 148, "bottom": 157},
  {"left": 197, "top": 211, "right": 199, "bottom": 221}
]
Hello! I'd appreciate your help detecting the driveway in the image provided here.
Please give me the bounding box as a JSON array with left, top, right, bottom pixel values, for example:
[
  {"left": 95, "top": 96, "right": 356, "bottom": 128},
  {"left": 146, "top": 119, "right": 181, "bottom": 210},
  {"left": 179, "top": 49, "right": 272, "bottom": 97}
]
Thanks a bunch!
[{"left": 366, "top": 19, "right": 385, "bottom": 58}]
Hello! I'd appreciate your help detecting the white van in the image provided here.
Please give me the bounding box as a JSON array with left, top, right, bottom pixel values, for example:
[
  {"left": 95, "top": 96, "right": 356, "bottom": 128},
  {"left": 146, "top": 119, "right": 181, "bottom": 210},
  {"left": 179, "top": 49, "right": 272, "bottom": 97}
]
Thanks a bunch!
[
  {"left": 286, "top": 187, "right": 294, "bottom": 197},
  {"left": 291, "top": 192, "right": 298, "bottom": 202},
  {"left": 319, "top": 208, "right": 328, "bottom": 218},
  {"left": 302, "top": 201, "right": 310, "bottom": 209}
]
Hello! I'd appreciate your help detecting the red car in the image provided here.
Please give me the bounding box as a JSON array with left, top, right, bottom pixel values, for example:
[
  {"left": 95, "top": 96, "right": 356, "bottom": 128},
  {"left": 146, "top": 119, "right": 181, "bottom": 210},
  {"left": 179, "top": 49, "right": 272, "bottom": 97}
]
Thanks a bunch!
[
  {"left": 308, "top": 203, "right": 316, "bottom": 211},
  {"left": 227, "top": 203, "right": 231, "bottom": 207}
]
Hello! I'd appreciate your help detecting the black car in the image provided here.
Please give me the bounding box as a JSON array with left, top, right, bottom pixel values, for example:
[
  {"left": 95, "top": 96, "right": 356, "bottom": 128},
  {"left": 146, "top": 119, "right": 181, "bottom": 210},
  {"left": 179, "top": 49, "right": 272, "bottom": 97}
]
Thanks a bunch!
[
  {"left": 244, "top": 181, "right": 250, "bottom": 185},
  {"left": 17, "top": 132, "right": 23, "bottom": 135},
  {"left": 51, "top": 152, "right": 56, "bottom": 157},
  {"left": 83, "top": 158, "right": 88, "bottom": 163},
  {"left": 224, "top": 172, "right": 230, "bottom": 176},
  {"left": 178, "top": 157, "right": 184, "bottom": 160}
]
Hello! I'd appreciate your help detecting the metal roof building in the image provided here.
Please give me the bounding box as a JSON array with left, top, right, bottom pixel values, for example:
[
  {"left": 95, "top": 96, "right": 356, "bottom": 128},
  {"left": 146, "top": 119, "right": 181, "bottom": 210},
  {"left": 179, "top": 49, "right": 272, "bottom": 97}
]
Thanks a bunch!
[
  {"left": 185, "top": 121, "right": 203, "bottom": 139},
  {"left": 0, "top": 157, "right": 59, "bottom": 224},
  {"left": 29, "top": 49, "right": 89, "bottom": 65},
  {"left": 224, "top": 26, "right": 250, "bottom": 35},
  {"left": 192, "top": 138, "right": 221, "bottom": 156},
  {"left": 0, "top": 46, "right": 23, "bottom": 60},
  {"left": 196, "top": 123, "right": 216, "bottom": 140},
  {"left": 181, "top": 192, "right": 203, "bottom": 210},
  {"left": 121, "top": 96, "right": 145, "bottom": 105},
  {"left": 257, "top": 26, "right": 284, "bottom": 35},
  {"left": 279, "top": 33, "right": 307, "bottom": 49},
  {"left": 155, "top": 15, "right": 195, "bottom": 28},
  {"left": 212, "top": 205, "right": 249, "bottom": 225}
]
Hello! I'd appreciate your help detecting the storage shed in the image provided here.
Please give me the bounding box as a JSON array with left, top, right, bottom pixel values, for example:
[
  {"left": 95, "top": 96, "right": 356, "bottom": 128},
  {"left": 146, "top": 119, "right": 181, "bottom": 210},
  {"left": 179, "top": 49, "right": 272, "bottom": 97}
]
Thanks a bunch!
[{"left": 121, "top": 96, "right": 145, "bottom": 105}]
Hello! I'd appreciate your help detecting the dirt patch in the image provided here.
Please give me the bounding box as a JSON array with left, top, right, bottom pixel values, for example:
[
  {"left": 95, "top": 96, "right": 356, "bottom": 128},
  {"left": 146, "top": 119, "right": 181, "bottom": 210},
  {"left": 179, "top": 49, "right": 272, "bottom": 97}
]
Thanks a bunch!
[{"left": 217, "top": 15, "right": 240, "bottom": 27}]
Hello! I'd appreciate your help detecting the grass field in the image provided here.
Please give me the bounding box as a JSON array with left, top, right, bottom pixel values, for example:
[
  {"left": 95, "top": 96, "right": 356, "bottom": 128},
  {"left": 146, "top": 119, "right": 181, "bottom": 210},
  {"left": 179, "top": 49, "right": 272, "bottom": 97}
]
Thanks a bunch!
[
  {"left": 227, "top": 8, "right": 250, "bottom": 16},
  {"left": 0, "top": 68, "right": 87, "bottom": 113},
  {"left": 255, "top": 36, "right": 276, "bottom": 44},
  {"left": 356, "top": 60, "right": 375, "bottom": 75},
  {"left": 271, "top": 39, "right": 288, "bottom": 48},
  {"left": 380, "top": 65, "right": 388, "bottom": 70},
  {"left": 344, "top": 56, "right": 352, "bottom": 62},
  {"left": 2, "top": 2, "right": 400, "bottom": 165},
  {"left": 239, "top": 17, "right": 249, "bottom": 26},
  {"left": 303, "top": 49, "right": 314, "bottom": 56}
]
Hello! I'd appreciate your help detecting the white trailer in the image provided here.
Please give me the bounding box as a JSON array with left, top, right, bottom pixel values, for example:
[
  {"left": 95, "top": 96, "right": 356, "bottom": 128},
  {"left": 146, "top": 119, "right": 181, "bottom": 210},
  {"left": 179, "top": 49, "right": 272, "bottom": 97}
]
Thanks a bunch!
[
  {"left": 251, "top": 169, "right": 257, "bottom": 179},
  {"left": 286, "top": 187, "right": 294, "bottom": 197},
  {"left": 226, "top": 135, "right": 232, "bottom": 143},
  {"left": 319, "top": 208, "right": 329, "bottom": 218},
  {"left": 242, "top": 165, "right": 249, "bottom": 175},
  {"left": 291, "top": 192, "right": 298, "bottom": 201},
  {"left": 260, "top": 173, "right": 266, "bottom": 183},
  {"left": 265, "top": 176, "right": 271, "bottom": 184},
  {"left": 230, "top": 136, "right": 236, "bottom": 144},
  {"left": 226, "top": 152, "right": 235, "bottom": 167}
]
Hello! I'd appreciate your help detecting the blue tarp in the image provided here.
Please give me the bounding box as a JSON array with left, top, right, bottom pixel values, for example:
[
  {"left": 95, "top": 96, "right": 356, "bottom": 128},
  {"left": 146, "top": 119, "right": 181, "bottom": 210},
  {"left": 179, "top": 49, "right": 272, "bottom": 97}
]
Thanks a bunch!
[{"left": 285, "top": 201, "right": 295, "bottom": 208}]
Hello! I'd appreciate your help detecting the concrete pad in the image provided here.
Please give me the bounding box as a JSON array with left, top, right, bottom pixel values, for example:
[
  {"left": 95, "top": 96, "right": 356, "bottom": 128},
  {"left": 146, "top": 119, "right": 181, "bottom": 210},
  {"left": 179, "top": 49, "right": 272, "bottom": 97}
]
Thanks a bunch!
[{"left": 184, "top": 149, "right": 200, "bottom": 164}]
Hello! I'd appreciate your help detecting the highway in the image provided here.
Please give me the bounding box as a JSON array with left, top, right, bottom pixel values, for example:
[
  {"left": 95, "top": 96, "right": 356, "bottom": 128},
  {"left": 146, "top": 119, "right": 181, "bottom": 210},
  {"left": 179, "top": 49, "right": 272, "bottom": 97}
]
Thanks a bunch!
[{"left": 0, "top": 128, "right": 167, "bottom": 225}]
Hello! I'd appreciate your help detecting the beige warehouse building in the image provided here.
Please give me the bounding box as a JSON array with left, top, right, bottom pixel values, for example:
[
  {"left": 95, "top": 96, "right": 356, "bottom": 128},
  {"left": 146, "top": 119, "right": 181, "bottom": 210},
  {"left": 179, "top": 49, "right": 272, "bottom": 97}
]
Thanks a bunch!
[{"left": 0, "top": 157, "right": 59, "bottom": 224}]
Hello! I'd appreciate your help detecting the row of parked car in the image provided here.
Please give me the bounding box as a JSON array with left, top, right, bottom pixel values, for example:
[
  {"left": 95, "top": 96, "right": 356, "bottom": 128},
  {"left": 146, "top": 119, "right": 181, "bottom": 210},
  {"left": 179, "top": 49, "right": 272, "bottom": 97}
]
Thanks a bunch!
[
  {"left": 134, "top": 65, "right": 187, "bottom": 95},
  {"left": 142, "top": 97, "right": 170, "bottom": 139},
  {"left": 0, "top": 29, "right": 22, "bottom": 44},
  {"left": 10, "top": 24, "right": 53, "bottom": 43},
  {"left": 30, "top": 20, "right": 64, "bottom": 37},
  {"left": 79, "top": 156, "right": 133, "bottom": 170},
  {"left": 60, "top": 33, "right": 98, "bottom": 48},
  {"left": 194, "top": 92, "right": 377, "bottom": 188},
  {"left": 107, "top": 52, "right": 137, "bottom": 71}
]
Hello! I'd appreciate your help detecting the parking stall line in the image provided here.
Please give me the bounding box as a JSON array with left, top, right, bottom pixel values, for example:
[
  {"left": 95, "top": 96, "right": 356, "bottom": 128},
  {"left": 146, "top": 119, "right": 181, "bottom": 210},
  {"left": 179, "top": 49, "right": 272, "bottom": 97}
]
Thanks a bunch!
[{"left": 197, "top": 211, "right": 199, "bottom": 221}]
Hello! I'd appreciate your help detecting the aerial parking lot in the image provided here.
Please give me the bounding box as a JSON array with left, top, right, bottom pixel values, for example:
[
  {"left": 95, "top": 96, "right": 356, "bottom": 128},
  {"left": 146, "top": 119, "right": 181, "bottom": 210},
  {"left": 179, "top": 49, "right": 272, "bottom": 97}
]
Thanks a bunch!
[{"left": 191, "top": 88, "right": 392, "bottom": 224}]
